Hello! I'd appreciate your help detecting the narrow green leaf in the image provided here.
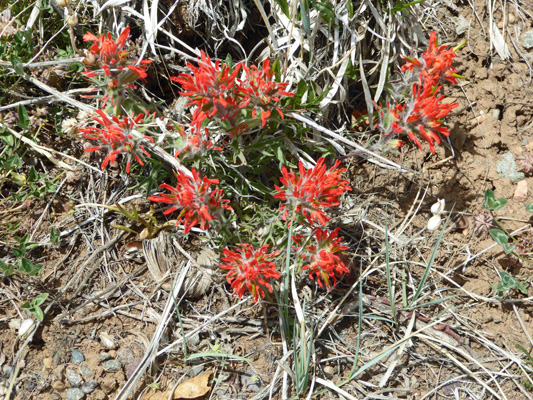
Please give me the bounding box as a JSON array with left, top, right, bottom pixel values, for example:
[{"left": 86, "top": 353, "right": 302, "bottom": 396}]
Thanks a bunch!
[
  {"left": 17, "top": 105, "right": 30, "bottom": 129},
  {"left": 526, "top": 204, "right": 533, "bottom": 213}
]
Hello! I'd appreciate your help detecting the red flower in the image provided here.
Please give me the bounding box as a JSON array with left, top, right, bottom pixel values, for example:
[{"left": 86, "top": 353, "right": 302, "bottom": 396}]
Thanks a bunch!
[
  {"left": 293, "top": 228, "right": 349, "bottom": 290},
  {"left": 171, "top": 52, "right": 294, "bottom": 131},
  {"left": 401, "top": 32, "right": 461, "bottom": 86},
  {"left": 173, "top": 126, "right": 215, "bottom": 158},
  {"left": 79, "top": 109, "right": 153, "bottom": 173},
  {"left": 84, "top": 27, "right": 130, "bottom": 65},
  {"left": 148, "top": 169, "right": 232, "bottom": 234},
  {"left": 274, "top": 158, "right": 352, "bottom": 226},
  {"left": 83, "top": 26, "right": 152, "bottom": 86},
  {"left": 220, "top": 244, "right": 280, "bottom": 302},
  {"left": 238, "top": 59, "right": 295, "bottom": 127},
  {"left": 170, "top": 51, "right": 243, "bottom": 129},
  {"left": 388, "top": 82, "right": 458, "bottom": 153}
]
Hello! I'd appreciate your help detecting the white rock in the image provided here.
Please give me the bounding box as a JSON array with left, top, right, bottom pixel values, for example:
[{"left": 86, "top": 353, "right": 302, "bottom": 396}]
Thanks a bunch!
[
  {"left": 8, "top": 318, "right": 21, "bottom": 330},
  {"left": 99, "top": 332, "right": 117, "bottom": 349},
  {"left": 427, "top": 215, "right": 442, "bottom": 231}
]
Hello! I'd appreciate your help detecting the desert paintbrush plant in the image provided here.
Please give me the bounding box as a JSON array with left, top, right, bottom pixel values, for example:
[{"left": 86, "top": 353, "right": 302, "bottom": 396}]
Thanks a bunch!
[
  {"left": 75, "top": 27, "right": 352, "bottom": 304},
  {"left": 374, "top": 32, "right": 465, "bottom": 153}
]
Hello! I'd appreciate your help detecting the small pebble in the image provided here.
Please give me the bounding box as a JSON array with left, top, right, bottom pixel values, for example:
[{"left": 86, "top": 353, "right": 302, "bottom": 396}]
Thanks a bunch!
[
  {"left": 514, "top": 180, "right": 528, "bottom": 200},
  {"left": 81, "top": 380, "right": 98, "bottom": 394},
  {"left": 71, "top": 349, "right": 85, "bottom": 364},
  {"left": 98, "top": 353, "right": 112, "bottom": 363},
  {"left": 66, "top": 388, "right": 85, "bottom": 400},
  {"left": 8, "top": 319, "right": 21, "bottom": 330},
  {"left": 99, "top": 332, "right": 117, "bottom": 349},
  {"left": 126, "top": 358, "right": 142, "bottom": 379},
  {"left": 102, "top": 360, "right": 122, "bottom": 372},
  {"left": 520, "top": 30, "right": 533, "bottom": 49},
  {"left": 80, "top": 365, "right": 92, "bottom": 378},
  {"left": 116, "top": 348, "right": 134, "bottom": 365},
  {"left": 3, "top": 366, "right": 13, "bottom": 377},
  {"left": 66, "top": 369, "right": 83, "bottom": 387}
]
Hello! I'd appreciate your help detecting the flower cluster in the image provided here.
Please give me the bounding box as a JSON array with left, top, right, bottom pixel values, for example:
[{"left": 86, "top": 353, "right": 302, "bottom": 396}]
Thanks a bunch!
[
  {"left": 79, "top": 109, "right": 153, "bottom": 173},
  {"left": 275, "top": 158, "right": 351, "bottom": 291},
  {"left": 220, "top": 244, "right": 280, "bottom": 303},
  {"left": 148, "top": 168, "right": 232, "bottom": 234},
  {"left": 293, "top": 228, "right": 349, "bottom": 289},
  {"left": 82, "top": 27, "right": 151, "bottom": 107},
  {"left": 171, "top": 51, "right": 294, "bottom": 135},
  {"left": 374, "top": 32, "right": 463, "bottom": 153},
  {"left": 274, "top": 158, "right": 352, "bottom": 225}
]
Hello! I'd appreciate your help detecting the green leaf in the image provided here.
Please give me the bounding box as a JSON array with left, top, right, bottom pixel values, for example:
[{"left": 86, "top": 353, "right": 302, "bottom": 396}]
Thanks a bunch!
[
  {"left": 299, "top": 0, "right": 311, "bottom": 35},
  {"left": 10, "top": 54, "right": 24, "bottom": 75},
  {"left": 33, "top": 293, "right": 49, "bottom": 307},
  {"left": 17, "top": 105, "right": 30, "bottom": 129},
  {"left": 526, "top": 204, "right": 533, "bottom": 213},
  {"left": 273, "top": 0, "right": 290, "bottom": 16},
  {"left": 28, "top": 167, "right": 38, "bottom": 183},
  {"left": 32, "top": 306, "right": 44, "bottom": 322},
  {"left": 50, "top": 227, "right": 60, "bottom": 244},
  {"left": 483, "top": 189, "right": 507, "bottom": 210},
  {"left": 489, "top": 229, "right": 509, "bottom": 247}
]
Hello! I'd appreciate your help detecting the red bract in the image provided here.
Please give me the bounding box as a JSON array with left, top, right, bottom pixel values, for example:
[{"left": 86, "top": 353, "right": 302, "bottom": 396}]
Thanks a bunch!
[
  {"left": 170, "top": 51, "right": 243, "bottom": 129},
  {"left": 171, "top": 52, "right": 294, "bottom": 131},
  {"left": 239, "top": 59, "right": 295, "bottom": 127},
  {"left": 401, "top": 32, "right": 461, "bottom": 86},
  {"left": 83, "top": 26, "right": 152, "bottom": 85},
  {"left": 148, "top": 169, "right": 232, "bottom": 234},
  {"left": 379, "top": 82, "right": 458, "bottom": 153},
  {"left": 220, "top": 244, "right": 280, "bottom": 303},
  {"left": 293, "top": 228, "right": 349, "bottom": 290},
  {"left": 274, "top": 158, "right": 352, "bottom": 226},
  {"left": 79, "top": 109, "right": 153, "bottom": 173},
  {"left": 84, "top": 27, "right": 130, "bottom": 64}
]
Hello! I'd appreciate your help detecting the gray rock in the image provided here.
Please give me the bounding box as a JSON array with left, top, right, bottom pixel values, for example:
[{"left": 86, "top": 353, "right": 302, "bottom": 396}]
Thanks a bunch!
[
  {"left": 102, "top": 360, "right": 122, "bottom": 372},
  {"left": 66, "top": 388, "right": 85, "bottom": 400},
  {"left": 241, "top": 372, "right": 262, "bottom": 392},
  {"left": 80, "top": 365, "right": 92, "bottom": 378},
  {"left": 116, "top": 348, "right": 134, "bottom": 365},
  {"left": 496, "top": 152, "right": 525, "bottom": 182},
  {"left": 81, "top": 380, "right": 98, "bottom": 394},
  {"left": 3, "top": 365, "right": 13, "bottom": 377},
  {"left": 66, "top": 369, "right": 83, "bottom": 387},
  {"left": 98, "top": 352, "right": 112, "bottom": 362},
  {"left": 71, "top": 349, "right": 85, "bottom": 364},
  {"left": 521, "top": 30, "right": 533, "bottom": 49},
  {"left": 455, "top": 15, "right": 470, "bottom": 35}
]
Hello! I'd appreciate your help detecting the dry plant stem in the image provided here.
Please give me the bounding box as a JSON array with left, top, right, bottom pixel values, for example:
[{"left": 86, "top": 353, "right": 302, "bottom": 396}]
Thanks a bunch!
[
  {"left": 6, "top": 126, "right": 74, "bottom": 171},
  {"left": 513, "top": 304, "right": 533, "bottom": 348},
  {"left": 289, "top": 112, "right": 410, "bottom": 173},
  {"left": 418, "top": 335, "right": 504, "bottom": 399},
  {"left": 29, "top": 177, "right": 68, "bottom": 241},
  {"left": 114, "top": 263, "right": 190, "bottom": 400}
]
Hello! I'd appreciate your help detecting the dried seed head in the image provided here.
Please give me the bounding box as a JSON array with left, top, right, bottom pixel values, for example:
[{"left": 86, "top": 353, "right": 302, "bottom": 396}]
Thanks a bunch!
[
  {"left": 66, "top": 14, "right": 78, "bottom": 26},
  {"left": 472, "top": 210, "right": 494, "bottom": 235},
  {"left": 517, "top": 152, "right": 533, "bottom": 174},
  {"left": 56, "top": 0, "right": 68, "bottom": 7}
]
